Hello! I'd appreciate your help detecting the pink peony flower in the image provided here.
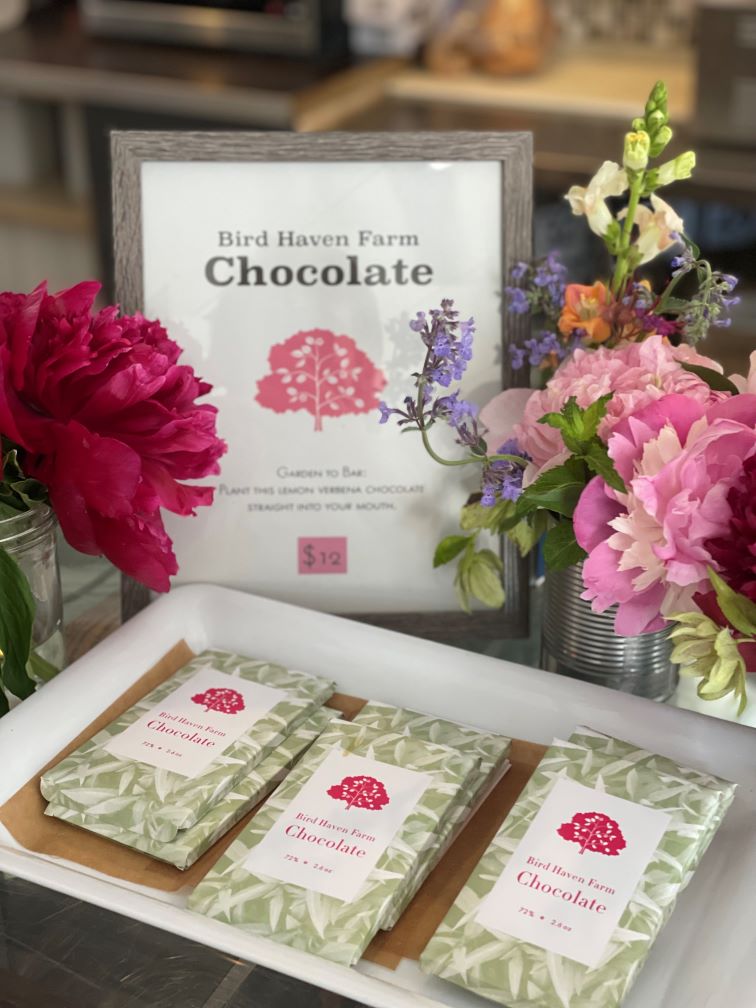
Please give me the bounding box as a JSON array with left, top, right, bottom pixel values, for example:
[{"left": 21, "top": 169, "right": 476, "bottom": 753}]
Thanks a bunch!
[
  {"left": 0, "top": 281, "right": 226, "bottom": 591},
  {"left": 479, "top": 386, "right": 534, "bottom": 453},
  {"left": 730, "top": 350, "right": 756, "bottom": 394},
  {"left": 574, "top": 393, "right": 756, "bottom": 635},
  {"left": 510, "top": 335, "right": 722, "bottom": 483}
]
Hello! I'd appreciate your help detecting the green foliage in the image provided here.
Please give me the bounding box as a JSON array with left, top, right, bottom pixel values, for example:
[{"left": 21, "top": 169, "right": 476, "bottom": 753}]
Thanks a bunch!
[
  {"left": 543, "top": 521, "right": 587, "bottom": 570},
  {"left": 603, "top": 220, "right": 623, "bottom": 257},
  {"left": 0, "top": 546, "right": 36, "bottom": 705},
  {"left": 27, "top": 650, "right": 60, "bottom": 684},
  {"left": 508, "top": 510, "right": 551, "bottom": 558},
  {"left": 515, "top": 457, "right": 587, "bottom": 519},
  {"left": 537, "top": 396, "right": 625, "bottom": 492},
  {"left": 708, "top": 567, "right": 756, "bottom": 637},
  {"left": 0, "top": 448, "right": 48, "bottom": 519},
  {"left": 539, "top": 394, "right": 609, "bottom": 451},
  {"left": 459, "top": 498, "right": 519, "bottom": 534},
  {"left": 681, "top": 363, "right": 740, "bottom": 396},
  {"left": 433, "top": 534, "right": 473, "bottom": 568},
  {"left": 455, "top": 543, "right": 505, "bottom": 613}
]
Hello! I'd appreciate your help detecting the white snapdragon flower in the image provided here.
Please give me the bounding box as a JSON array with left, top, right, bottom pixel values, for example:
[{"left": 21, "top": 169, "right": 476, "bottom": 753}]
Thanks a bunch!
[
  {"left": 631, "top": 194, "right": 684, "bottom": 264},
  {"left": 565, "top": 161, "right": 628, "bottom": 237}
]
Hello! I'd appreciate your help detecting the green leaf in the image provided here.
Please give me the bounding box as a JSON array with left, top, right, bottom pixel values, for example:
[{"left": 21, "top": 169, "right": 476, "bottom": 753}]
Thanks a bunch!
[
  {"left": 27, "top": 649, "right": 61, "bottom": 684},
  {"left": 516, "top": 457, "right": 588, "bottom": 519},
  {"left": 681, "top": 362, "right": 739, "bottom": 396},
  {"left": 467, "top": 551, "right": 505, "bottom": 609},
  {"left": 708, "top": 567, "right": 756, "bottom": 636},
  {"left": 460, "top": 499, "right": 517, "bottom": 533},
  {"left": 454, "top": 545, "right": 505, "bottom": 611},
  {"left": 681, "top": 232, "right": 701, "bottom": 260},
  {"left": 582, "top": 442, "right": 626, "bottom": 493},
  {"left": 454, "top": 569, "right": 472, "bottom": 614},
  {"left": 507, "top": 510, "right": 551, "bottom": 557},
  {"left": 433, "top": 534, "right": 473, "bottom": 568},
  {"left": 0, "top": 500, "right": 24, "bottom": 520},
  {"left": 543, "top": 521, "right": 587, "bottom": 570},
  {"left": 0, "top": 686, "right": 7, "bottom": 717},
  {"left": 538, "top": 395, "right": 611, "bottom": 455},
  {"left": 11, "top": 479, "right": 48, "bottom": 508},
  {"left": 0, "top": 547, "right": 36, "bottom": 701},
  {"left": 658, "top": 296, "right": 692, "bottom": 314}
]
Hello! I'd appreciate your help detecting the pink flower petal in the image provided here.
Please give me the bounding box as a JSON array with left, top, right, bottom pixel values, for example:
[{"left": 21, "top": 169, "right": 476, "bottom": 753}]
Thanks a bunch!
[
  {"left": 574, "top": 476, "right": 622, "bottom": 552},
  {"left": 479, "top": 387, "right": 534, "bottom": 451}
]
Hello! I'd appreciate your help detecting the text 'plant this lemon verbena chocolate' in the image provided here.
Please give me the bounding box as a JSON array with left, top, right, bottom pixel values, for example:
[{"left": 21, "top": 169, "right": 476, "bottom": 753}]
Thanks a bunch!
[
  {"left": 379, "top": 81, "right": 756, "bottom": 712},
  {"left": 0, "top": 280, "right": 226, "bottom": 708}
]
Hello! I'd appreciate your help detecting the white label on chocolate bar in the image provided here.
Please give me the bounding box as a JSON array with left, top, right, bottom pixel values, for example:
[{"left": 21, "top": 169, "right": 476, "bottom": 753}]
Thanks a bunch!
[
  {"left": 475, "top": 778, "right": 671, "bottom": 968},
  {"left": 105, "top": 667, "right": 286, "bottom": 778},
  {"left": 244, "top": 747, "right": 432, "bottom": 902}
]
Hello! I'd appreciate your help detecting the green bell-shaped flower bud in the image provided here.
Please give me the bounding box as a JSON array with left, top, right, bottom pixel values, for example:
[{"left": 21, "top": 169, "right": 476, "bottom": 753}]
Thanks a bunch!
[
  {"left": 646, "top": 80, "right": 668, "bottom": 115},
  {"left": 655, "top": 150, "right": 696, "bottom": 186},
  {"left": 646, "top": 109, "right": 666, "bottom": 132},
  {"left": 649, "top": 125, "right": 673, "bottom": 157},
  {"left": 623, "top": 130, "right": 651, "bottom": 171}
]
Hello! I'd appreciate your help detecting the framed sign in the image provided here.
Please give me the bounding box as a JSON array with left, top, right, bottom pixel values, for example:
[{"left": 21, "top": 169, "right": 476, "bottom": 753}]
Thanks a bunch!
[{"left": 113, "top": 131, "right": 532, "bottom": 639}]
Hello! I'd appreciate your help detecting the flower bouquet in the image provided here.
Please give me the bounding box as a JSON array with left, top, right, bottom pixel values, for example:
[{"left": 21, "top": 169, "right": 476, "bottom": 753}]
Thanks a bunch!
[
  {"left": 0, "top": 281, "right": 225, "bottom": 715},
  {"left": 380, "top": 82, "right": 756, "bottom": 712}
]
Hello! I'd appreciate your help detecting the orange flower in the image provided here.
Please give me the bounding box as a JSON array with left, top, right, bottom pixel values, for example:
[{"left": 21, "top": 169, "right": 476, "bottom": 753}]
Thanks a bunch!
[{"left": 558, "top": 282, "right": 612, "bottom": 344}]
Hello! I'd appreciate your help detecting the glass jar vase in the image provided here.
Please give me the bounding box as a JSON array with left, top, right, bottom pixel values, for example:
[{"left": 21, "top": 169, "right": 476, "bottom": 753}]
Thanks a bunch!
[
  {"left": 0, "top": 505, "right": 66, "bottom": 680},
  {"left": 541, "top": 562, "right": 678, "bottom": 701}
]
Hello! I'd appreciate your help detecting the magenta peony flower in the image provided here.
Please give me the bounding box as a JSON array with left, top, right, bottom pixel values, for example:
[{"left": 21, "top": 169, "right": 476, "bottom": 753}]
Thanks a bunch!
[
  {"left": 0, "top": 281, "right": 226, "bottom": 591},
  {"left": 484, "top": 336, "right": 723, "bottom": 484},
  {"left": 705, "top": 453, "right": 756, "bottom": 602},
  {"left": 574, "top": 394, "right": 756, "bottom": 635}
]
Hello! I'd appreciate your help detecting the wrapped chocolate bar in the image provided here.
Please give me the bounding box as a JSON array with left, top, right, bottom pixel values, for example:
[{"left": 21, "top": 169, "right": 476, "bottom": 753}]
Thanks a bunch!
[
  {"left": 568, "top": 726, "right": 736, "bottom": 895},
  {"left": 189, "top": 719, "right": 478, "bottom": 965},
  {"left": 352, "top": 700, "right": 511, "bottom": 928},
  {"left": 421, "top": 734, "right": 735, "bottom": 1008},
  {"left": 41, "top": 650, "right": 334, "bottom": 843},
  {"left": 44, "top": 708, "right": 340, "bottom": 870}
]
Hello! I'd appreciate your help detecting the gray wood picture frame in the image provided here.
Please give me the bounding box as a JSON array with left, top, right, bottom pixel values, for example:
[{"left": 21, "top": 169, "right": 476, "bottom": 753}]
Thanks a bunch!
[{"left": 112, "top": 129, "right": 533, "bottom": 642}]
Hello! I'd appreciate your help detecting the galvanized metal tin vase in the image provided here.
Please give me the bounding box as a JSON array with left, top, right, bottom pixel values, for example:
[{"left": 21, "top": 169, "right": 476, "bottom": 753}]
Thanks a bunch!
[{"left": 541, "top": 562, "right": 678, "bottom": 701}]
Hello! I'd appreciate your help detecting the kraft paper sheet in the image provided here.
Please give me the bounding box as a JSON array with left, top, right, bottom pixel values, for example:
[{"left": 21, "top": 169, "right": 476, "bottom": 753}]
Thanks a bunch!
[{"left": 0, "top": 641, "right": 545, "bottom": 968}]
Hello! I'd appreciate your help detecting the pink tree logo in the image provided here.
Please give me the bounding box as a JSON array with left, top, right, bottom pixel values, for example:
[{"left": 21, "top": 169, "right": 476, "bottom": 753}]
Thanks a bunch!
[
  {"left": 557, "top": 811, "right": 627, "bottom": 856},
  {"left": 255, "top": 329, "right": 387, "bottom": 432},
  {"left": 191, "top": 687, "right": 246, "bottom": 715},
  {"left": 327, "top": 775, "right": 390, "bottom": 811}
]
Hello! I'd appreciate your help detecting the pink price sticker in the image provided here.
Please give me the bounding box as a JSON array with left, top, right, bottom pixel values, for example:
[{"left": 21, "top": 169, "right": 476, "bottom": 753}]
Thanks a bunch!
[{"left": 298, "top": 537, "right": 348, "bottom": 575}]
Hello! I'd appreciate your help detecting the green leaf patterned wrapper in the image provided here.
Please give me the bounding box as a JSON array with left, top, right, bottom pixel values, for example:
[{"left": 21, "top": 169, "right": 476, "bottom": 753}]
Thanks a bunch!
[
  {"left": 568, "top": 726, "right": 735, "bottom": 896},
  {"left": 188, "top": 719, "right": 478, "bottom": 965},
  {"left": 40, "top": 650, "right": 335, "bottom": 842},
  {"left": 421, "top": 735, "right": 735, "bottom": 1008},
  {"left": 352, "top": 700, "right": 511, "bottom": 929},
  {"left": 44, "top": 708, "right": 341, "bottom": 870}
]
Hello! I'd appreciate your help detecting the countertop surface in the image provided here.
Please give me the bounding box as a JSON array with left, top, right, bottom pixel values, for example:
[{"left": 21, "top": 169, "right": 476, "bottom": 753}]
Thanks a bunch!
[{"left": 0, "top": 871, "right": 361, "bottom": 1008}]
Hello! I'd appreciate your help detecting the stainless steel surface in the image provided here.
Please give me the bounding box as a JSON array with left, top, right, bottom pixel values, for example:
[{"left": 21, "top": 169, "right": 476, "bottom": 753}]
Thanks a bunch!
[{"left": 541, "top": 563, "right": 678, "bottom": 702}]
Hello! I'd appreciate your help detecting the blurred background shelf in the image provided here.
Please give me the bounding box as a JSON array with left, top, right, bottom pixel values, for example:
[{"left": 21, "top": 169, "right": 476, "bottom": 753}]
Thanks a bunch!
[{"left": 385, "top": 45, "right": 695, "bottom": 122}]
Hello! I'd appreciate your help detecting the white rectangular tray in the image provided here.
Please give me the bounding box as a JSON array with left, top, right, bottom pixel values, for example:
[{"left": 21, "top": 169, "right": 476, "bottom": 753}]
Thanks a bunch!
[{"left": 1, "top": 584, "right": 754, "bottom": 1008}]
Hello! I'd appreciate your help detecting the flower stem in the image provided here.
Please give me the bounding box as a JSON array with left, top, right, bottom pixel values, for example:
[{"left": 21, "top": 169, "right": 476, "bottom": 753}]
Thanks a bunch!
[
  {"left": 415, "top": 360, "right": 526, "bottom": 470},
  {"left": 419, "top": 426, "right": 478, "bottom": 467},
  {"left": 611, "top": 171, "right": 644, "bottom": 297},
  {"left": 655, "top": 268, "right": 688, "bottom": 313}
]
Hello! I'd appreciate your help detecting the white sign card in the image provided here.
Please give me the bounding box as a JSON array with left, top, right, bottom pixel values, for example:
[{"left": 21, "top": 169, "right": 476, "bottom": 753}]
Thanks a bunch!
[
  {"left": 105, "top": 667, "right": 286, "bottom": 778},
  {"left": 114, "top": 133, "right": 532, "bottom": 630},
  {"left": 475, "top": 777, "right": 671, "bottom": 968},
  {"left": 244, "top": 747, "right": 432, "bottom": 902}
]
